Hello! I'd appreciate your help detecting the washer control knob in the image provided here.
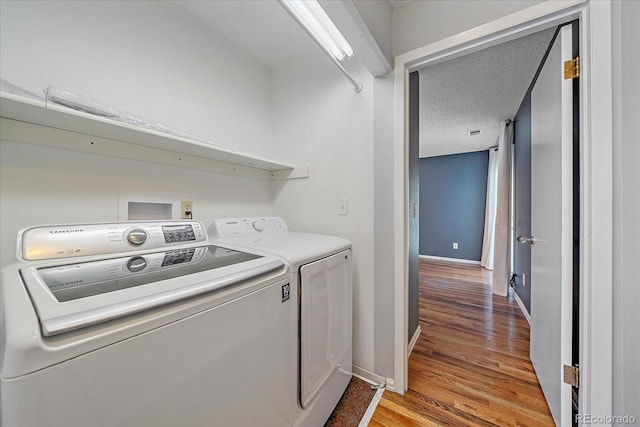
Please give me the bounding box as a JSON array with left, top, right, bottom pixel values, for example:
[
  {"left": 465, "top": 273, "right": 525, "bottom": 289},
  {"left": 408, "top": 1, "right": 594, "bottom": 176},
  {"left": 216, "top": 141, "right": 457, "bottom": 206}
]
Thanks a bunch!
[
  {"left": 252, "top": 221, "right": 264, "bottom": 232},
  {"left": 126, "top": 256, "right": 147, "bottom": 273},
  {"left": 126, "top": 229, "right": 147, "bottom": 246}
]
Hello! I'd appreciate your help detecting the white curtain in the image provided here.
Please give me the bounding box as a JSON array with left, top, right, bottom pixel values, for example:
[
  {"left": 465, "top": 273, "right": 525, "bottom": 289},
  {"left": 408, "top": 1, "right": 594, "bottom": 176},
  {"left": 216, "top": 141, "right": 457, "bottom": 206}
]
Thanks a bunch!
[
  {"left": 481, "top": 120, "right": 513, "bottom": 296},
  {"left": 480, "top": 147, "right": 499, "bottom": 270}
]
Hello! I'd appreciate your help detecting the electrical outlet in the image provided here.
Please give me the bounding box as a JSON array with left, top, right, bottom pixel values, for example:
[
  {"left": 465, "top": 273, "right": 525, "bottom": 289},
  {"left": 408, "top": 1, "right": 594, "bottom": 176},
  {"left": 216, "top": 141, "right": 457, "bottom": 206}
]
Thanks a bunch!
[
  {"left": 452, "top": 242, "right": 459, "bottom": 250},
  {"left": 181, "top": 200, "right": 193, "bottom": 219}
]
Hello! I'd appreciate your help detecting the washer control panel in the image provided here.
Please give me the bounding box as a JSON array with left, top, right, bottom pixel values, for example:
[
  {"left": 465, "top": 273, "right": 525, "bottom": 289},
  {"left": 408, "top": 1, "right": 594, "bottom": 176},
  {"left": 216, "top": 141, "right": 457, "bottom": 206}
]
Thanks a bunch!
[
  {"left": 19, "top": 221, "right": 207, "bottom": 261},
  {"left": 212, "top": 217, "right": 288, "bottom": 239},
  {"left": 162, "top": 224, "right": 197, "bottom": 243}
]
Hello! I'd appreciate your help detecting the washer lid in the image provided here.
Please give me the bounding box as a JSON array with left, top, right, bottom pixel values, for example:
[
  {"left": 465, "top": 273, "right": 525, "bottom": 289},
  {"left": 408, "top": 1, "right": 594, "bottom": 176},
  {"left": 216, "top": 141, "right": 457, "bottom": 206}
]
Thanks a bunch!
[
  {"left": 36, "top": 245, "right": 261, "bottom": 302},
  {"left": 20, "top": 246, "right": 284, "bottom": 337}
]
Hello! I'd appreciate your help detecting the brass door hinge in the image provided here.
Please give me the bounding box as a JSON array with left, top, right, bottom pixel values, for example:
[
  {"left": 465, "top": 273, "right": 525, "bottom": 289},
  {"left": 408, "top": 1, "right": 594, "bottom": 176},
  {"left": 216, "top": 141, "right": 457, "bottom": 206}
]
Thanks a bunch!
[
  {"left": 563, "top": 364, "right": 580, "bottom": 388},
  {"left": 564, "top": 57, "right": 580, "bottom": 79}
]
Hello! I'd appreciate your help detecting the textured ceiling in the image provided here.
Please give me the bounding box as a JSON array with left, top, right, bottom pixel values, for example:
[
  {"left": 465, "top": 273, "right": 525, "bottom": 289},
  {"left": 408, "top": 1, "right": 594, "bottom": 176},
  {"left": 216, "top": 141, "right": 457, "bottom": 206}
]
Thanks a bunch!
[{"left": 418, "top": 28, "right": 555, "bottom": 158}]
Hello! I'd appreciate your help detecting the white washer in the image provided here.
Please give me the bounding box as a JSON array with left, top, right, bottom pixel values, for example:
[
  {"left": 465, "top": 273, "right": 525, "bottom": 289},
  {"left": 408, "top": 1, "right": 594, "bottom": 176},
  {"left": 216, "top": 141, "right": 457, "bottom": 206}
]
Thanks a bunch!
[
  {"left": 211, "top": 217, "right": 353, "bottom": 427},
  {"left": 1, "top": 220, "right": 293, "bottom": 427}
]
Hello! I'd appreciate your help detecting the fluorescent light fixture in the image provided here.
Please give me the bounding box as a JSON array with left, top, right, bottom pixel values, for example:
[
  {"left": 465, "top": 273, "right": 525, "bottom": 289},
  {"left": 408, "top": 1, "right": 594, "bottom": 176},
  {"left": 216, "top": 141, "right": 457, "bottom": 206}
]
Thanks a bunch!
[{"left": 281, "top": 0, "right": 354, "bottom": 61}]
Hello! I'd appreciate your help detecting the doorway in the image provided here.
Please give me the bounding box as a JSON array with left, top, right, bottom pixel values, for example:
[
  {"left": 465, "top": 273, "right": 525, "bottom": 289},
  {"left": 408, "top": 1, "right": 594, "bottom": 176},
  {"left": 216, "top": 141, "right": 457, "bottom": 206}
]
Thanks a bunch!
[
  {"left": 392, "top": 1, "right": 615, "bottom": 421},
  {"left": 408, "top": 23, "right": 566, "bottom": 423}
]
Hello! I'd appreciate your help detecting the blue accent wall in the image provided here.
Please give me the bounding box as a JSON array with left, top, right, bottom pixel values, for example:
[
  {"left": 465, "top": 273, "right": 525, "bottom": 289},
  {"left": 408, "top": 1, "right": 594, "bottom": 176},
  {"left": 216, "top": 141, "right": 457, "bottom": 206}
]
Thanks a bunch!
[{"left": 419, "top": 151, "right": 488, "bottom": 261}]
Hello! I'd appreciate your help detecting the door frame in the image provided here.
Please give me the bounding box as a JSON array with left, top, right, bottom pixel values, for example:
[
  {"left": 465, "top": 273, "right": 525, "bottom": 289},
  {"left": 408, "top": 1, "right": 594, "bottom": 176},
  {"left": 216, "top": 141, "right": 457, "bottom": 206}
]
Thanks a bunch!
[{"left": 392, "top": 0, "right": 613, "bottom": 420}]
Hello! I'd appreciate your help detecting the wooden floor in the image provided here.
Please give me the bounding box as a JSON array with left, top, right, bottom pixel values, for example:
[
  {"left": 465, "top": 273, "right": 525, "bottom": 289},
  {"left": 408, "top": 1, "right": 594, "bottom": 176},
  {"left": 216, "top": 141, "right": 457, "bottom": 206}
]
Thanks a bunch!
[{"left": 369, "top": 259, "right": 554, "bottom": 427}]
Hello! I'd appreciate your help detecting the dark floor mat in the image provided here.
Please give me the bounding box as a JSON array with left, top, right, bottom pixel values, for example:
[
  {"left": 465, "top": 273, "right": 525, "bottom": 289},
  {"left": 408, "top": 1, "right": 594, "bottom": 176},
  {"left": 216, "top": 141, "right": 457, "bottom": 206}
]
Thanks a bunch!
[{"left": 324, "top": 377, "right": 376, "bottom": 427}]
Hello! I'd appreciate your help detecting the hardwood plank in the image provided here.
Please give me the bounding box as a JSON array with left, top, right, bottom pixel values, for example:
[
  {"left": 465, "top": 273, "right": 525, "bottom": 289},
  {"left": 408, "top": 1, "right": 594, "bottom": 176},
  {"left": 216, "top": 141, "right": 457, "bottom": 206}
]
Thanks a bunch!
[
  {"left": 375, "top": 397, "right": 442, "bottom": 426},
  {"left": 370, "top": 259, "right": 554, "bottom": 426}
]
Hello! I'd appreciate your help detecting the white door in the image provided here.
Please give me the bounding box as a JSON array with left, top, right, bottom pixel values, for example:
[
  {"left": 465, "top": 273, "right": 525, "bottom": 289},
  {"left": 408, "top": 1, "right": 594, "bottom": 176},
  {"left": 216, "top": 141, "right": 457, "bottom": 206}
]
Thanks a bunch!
[{"left": 529, "top": 24, "right": 574, "bottom": 426}]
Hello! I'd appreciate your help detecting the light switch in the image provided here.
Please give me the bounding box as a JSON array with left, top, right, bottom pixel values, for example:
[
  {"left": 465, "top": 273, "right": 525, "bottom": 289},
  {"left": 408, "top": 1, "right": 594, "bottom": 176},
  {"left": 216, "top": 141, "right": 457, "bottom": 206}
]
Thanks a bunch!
[{"left": 337, "top": 199, "right": 348, "bottom": 216}]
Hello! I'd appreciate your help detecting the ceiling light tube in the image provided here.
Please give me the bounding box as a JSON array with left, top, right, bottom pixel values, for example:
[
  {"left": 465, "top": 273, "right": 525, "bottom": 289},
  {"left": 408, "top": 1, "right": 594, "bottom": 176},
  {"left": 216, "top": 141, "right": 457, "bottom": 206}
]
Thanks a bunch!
[
  {"left": 305, "top": 1, "right": 353, "bottom": 58},
  {"left": 281, "top": 0, "right": 346, "bottom": 60},
  {"left": 280, "top": 0, "right": 362, "bottom": 92}
]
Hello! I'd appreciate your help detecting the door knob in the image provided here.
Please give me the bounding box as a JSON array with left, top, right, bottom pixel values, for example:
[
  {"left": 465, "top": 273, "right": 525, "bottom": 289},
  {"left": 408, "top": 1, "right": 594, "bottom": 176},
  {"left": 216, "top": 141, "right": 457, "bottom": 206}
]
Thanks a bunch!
[{"left": 517, "top": 235, "right": 537, "bottom": 244}]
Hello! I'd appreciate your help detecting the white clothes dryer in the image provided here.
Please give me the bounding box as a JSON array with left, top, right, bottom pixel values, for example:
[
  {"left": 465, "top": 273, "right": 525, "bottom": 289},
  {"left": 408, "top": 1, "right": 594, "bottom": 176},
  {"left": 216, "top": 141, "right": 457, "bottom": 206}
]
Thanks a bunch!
[{"left": 211, "top": 217, "right": 353, "bottom": 427}]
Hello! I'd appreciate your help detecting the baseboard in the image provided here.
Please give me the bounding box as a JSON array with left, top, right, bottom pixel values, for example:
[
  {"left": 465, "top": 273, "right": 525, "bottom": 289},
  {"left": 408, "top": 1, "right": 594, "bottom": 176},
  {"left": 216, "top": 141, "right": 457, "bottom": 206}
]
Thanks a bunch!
[
  {"left": 419, "top": 255, "right": 481, "bottom": 265},
  {"left": 511, "top": 287, "right": 531, "bottom": 324},
  {"left": 352, "top": 366, "right": 386, "bottom": 389},
  {"left": 408, "top": 324, "right": 421, "bottom": 356}
]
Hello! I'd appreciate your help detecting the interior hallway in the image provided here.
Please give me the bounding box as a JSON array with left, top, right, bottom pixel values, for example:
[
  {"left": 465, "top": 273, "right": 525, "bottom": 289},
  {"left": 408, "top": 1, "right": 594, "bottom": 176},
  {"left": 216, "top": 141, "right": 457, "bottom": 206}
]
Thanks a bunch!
[{"left": 370, "top": 259, "right": 554, "bottom": 426}]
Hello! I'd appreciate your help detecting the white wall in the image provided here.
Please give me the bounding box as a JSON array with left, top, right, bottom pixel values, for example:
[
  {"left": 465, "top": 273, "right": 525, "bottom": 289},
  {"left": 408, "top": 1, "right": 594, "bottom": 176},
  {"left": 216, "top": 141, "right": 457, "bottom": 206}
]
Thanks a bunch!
[
  {"left": 612, "top": 0, "right": 640, "bottom": 421},
  {"left": 392, "top": 0, "right": 544, "bottom": 56},
  {"left": 0, "top": 0, "right": 273, "bottom": 158},
  {"left": 0, "top": 140, "right": 273, "bottom": 269},
  {"left": 0, "top": 1, "right": 277, "bottom": 269},
  {"left": 271, "top": 54, "right": 376, "bottom": 374}
]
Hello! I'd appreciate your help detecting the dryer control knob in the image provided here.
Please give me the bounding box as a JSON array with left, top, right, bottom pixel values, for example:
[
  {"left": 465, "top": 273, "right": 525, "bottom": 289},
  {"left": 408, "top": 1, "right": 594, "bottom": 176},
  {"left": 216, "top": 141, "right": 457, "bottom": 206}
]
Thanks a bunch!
[
  {"left": 126, "top": 229, "right": 147, "bottom": 246},
  {"left": 126, "top": 256, "right": 147, "bottom": 273},
  {"left": 252, "top": 221, "right": 264, "bottom": 232}
]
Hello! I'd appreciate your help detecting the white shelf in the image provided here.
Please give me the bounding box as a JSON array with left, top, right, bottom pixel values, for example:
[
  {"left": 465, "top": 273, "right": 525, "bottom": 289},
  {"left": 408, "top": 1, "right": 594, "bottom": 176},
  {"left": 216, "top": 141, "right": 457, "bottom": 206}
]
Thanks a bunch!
[{"left": 0, "top": 92, "right": 307, "bottom": 179}]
